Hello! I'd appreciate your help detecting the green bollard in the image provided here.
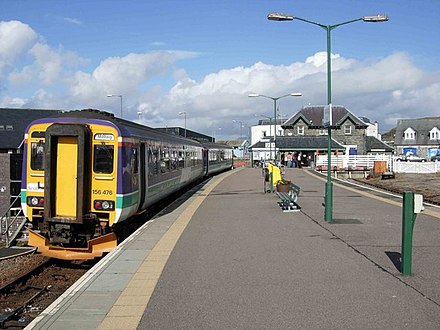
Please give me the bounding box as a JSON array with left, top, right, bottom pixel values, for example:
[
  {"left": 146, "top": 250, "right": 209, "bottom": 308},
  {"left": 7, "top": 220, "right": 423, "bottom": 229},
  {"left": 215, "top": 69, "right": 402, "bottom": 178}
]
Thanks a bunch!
[{"left": 401, "top": 192, "right": 424, "bottom": 276}]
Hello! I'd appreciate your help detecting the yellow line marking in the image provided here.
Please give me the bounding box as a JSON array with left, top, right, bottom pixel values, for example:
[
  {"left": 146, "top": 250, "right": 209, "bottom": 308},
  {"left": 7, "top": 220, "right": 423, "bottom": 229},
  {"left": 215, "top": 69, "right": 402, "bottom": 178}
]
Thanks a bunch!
[
  {"left": 98, "top": 169, "right": 238, "bottom": 330},
  {"left": 304, "top": 170, "right": 440, "bottom": 219}
]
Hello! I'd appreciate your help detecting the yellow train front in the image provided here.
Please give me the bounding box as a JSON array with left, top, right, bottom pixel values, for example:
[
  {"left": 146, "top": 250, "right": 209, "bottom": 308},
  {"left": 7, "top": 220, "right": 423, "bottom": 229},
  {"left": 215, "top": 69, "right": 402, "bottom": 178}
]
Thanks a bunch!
[{"left": 21, "top": 109, "right": 210, "bottom": 259}]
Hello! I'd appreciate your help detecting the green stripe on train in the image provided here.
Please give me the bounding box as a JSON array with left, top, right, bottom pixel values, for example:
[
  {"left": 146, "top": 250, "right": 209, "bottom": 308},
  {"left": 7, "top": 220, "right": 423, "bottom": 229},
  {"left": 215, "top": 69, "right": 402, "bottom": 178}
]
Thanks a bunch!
[{"left": 116, "top": 191, "right": 139, "bottom": 208}]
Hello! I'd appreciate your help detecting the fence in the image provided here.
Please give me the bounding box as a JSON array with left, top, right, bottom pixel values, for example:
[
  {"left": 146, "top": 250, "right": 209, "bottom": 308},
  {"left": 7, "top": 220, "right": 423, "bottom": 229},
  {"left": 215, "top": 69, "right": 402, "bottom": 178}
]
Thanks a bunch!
[
  {"left": 392, "top": 161, "right": 440, "bottom": 174},
  {"left": 316, "top": 154, "right": 392, "bottom": 170},
  {"left": 316, "top": 154, "right": 440, "bottom": 174}
]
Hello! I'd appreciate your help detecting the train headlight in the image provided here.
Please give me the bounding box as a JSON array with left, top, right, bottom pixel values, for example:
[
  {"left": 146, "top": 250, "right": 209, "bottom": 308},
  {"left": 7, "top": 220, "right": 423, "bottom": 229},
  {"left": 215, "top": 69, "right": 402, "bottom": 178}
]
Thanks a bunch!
[
  {"left": 94, "top": 200, "right": 114, "bottom": 211},
  {"left": 27, "top": 196, "right": 44, "bottom": 207}
]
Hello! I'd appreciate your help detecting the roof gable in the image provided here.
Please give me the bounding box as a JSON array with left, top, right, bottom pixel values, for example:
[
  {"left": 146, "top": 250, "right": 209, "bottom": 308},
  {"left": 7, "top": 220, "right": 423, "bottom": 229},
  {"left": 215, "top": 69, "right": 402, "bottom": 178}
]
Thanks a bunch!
[{"left": 283, "top": 105, "right": 367, "bottom": 128}]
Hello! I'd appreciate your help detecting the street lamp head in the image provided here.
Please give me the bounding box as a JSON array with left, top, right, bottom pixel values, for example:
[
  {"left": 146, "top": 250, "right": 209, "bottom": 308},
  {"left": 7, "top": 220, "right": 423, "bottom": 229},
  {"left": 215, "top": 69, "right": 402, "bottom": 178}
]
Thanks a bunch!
[
  {"left": 363, "top": 14, "right": 389, "bottom": 22},
  {"left": 267, "top": 12, "right": 294, "bottom": 21},
  {"left": 248, "top": 93, "right": 260, "bottom": 97},
  {"left": 289, "top": 92, "right": 302, "bottom": 97},
  {"left": 178, "top": 111, "right": 186, "bottom": 115}
]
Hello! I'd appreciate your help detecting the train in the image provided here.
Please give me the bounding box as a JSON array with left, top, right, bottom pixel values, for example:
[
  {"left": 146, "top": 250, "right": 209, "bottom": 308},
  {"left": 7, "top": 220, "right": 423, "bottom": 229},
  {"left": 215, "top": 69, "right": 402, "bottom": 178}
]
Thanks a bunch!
[{"left": 21, "top": 109, "right": 233, "bottom": 259}]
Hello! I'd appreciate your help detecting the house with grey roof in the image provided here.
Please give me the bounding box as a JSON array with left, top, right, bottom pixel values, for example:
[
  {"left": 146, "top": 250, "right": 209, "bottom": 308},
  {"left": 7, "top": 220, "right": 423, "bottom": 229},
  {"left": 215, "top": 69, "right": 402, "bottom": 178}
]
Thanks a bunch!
[
  {"left": 394, "top": 118, "right": 440, "bottom": 158},
  {"left": 249, "top": 105, "right": 392, "bottom": 167},
  {"left": 281, "top": 105, "right": 392, "bottom": 155}
]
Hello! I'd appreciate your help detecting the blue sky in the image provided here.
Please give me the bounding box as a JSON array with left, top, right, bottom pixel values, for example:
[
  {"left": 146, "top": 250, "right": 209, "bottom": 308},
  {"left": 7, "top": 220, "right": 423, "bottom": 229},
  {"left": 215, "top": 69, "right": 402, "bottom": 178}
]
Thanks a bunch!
[{"left": 1, "top": 0, "right": 439, "bottom": 138}]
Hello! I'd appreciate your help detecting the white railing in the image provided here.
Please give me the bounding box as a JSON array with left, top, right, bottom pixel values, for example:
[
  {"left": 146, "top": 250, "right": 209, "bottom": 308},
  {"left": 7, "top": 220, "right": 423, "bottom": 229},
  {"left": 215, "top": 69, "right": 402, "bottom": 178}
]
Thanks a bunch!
[
  {"left": 316, "top": 154, "right": 392, "bottom": 170},
  {"left": 316, "top": 154, "right": 440, "bottom": 173},
  {"left": 392, "top": 161, "right": 440, "bottom": 173}
]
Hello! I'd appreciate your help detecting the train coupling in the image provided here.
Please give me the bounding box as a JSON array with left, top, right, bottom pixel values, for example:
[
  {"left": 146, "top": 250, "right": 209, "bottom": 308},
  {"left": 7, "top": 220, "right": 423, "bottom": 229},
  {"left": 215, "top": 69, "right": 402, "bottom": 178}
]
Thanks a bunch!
[{"left": 27, "top": 229, "right": 117, "bottom": 260}]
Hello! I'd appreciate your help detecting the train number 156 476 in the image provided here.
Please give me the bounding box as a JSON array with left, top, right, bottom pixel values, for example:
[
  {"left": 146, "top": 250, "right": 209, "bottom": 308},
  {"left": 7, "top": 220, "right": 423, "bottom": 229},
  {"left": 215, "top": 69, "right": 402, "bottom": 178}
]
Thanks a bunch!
[{"left": 93, "top": 189, "right": 113, "bottom": 195}]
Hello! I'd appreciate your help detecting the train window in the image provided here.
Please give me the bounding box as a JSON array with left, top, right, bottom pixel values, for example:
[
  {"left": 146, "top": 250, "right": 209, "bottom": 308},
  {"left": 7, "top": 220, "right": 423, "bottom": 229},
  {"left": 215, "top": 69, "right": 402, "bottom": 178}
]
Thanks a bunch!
[
  {"left": 170, "top": 149, "right": 178, "bottom": 170},
  {"left": 148, "top": 148, "right": 159, "bottom": 176},
  {"left": 132, "top": 148, "right": 138, "bottom": 174},
  {"left": 178, "top": 151, "right": 185, "bottom": 168},
  {"left": 31, "top": 131, "right": 45, "bottom": 138},
  {"left": 93, "top": 144, "right": 114, "bottom": 174},
  {"left": 30, "top": 141, "right": 44, "bottom": 170},
  {"left": 160, "top": 147, "right": 170, "bottom": 173}
]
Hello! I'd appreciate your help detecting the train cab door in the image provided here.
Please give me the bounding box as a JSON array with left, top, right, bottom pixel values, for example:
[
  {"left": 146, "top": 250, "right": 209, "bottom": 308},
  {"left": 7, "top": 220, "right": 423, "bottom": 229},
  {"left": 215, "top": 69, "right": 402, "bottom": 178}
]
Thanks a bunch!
[
  {"left": 44, "top": 124, "right": 91, "bottom": 223},
  {"left": 55, "top": 136, "right": 78, "bottom": 217}
]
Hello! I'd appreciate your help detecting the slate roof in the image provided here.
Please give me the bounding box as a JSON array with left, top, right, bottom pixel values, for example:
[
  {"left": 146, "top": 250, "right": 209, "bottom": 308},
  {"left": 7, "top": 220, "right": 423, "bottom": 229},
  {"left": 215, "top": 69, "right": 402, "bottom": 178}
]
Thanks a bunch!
[
  {"left": 282, "top": 105, "right": 368, "bottom": 128},
  {"left": 394, "top": 118, "right": 440, "bottom": 146},
  {"left": 365, "top": 136, "right": 393, "bottom": 152},
  {"left": 257, "top": 118, "right": 285, "bottom": 125},
  {"left": 0, "top": 108, "right": 63, "bottom": 150},
  {"left": 249, "top": 136, "right": 344, "bottom": 151}
]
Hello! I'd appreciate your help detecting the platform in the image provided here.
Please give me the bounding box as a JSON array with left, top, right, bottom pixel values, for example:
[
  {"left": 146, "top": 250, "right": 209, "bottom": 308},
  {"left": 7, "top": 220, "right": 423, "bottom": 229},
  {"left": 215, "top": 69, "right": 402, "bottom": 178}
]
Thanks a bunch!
[
  {"left": 26, "top": 167, "right": 440, "bottom": 329},
  {"left": 0, "top": 246, "right": 36, "bottom": 260}
]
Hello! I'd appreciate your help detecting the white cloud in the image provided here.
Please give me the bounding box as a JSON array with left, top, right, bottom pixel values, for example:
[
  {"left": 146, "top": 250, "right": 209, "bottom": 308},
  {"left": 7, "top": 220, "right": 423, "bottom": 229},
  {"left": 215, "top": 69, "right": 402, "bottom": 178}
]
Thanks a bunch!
[
  {"left": 0, "top": 21, "right": 37, "bottom": 77},
  {"left": 63, "top": 17, "right": 83, "bottom": 26}
]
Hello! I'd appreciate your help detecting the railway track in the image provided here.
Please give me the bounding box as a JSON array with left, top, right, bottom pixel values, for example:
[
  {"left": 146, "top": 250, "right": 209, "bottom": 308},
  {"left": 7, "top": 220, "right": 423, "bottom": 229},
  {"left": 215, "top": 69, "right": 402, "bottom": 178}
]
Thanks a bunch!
[
  {"left": 348, "top": 178, "right": 440, "bottom": 207},
  {"left": 0, "top": 257, "right": 93, "bottom": 329},
  {"left": 0, "top": 178, "right": 207, "bottom": 329}
]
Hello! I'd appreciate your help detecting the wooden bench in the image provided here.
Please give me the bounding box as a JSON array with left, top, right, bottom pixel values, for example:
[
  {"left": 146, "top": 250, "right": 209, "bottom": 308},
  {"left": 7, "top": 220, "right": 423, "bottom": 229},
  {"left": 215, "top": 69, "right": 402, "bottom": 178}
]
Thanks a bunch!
[{"left": 276, "top": 183, "right": 301, "bottom": 212}]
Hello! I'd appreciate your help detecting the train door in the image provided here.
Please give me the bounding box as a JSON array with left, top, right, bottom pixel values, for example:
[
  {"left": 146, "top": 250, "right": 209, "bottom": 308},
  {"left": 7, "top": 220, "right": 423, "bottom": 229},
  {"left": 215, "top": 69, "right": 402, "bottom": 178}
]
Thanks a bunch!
[
  {"left": 138, "top": 143, "right": 147, "bottom": 211},
  {"left": 55, "top": 136, "right": 78, "bottom": 216},
  {"left": 44, "top": 124, "right": 91, "bottom": 224},
  {"left": 203, "top": 148, "right": 208, "bottom": 175}
]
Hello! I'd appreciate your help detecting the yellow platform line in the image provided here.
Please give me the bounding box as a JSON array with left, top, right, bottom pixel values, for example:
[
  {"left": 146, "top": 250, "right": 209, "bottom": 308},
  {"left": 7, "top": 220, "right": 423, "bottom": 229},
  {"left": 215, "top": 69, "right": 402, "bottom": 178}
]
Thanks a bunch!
[{"left": 98, "top": 169, "right": 238, "bottom": 330}]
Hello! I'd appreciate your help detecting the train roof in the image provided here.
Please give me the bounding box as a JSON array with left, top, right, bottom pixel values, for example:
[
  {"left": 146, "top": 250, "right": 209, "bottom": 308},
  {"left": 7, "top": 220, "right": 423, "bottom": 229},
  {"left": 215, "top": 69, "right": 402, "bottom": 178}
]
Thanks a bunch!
[
  {"left": 201, "top": 141, "right": 233, "bottom": 150},
  {"left": 29, "top": 109, "right": 203, "bottom": 147}
]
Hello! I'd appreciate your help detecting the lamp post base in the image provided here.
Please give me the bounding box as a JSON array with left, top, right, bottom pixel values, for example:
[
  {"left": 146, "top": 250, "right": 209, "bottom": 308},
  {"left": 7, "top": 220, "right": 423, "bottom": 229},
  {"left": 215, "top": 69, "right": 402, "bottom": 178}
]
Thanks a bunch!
[{"left": 324, "top": 181, "right": 333, "bottom": 222}]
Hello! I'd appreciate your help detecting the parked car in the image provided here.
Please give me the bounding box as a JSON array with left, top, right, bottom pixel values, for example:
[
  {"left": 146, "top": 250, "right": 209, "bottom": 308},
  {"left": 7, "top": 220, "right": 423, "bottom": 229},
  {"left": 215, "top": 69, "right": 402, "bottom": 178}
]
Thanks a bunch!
[
  {"left": 395, "top": 154, "right": 408, "bottom": 161},
  {"left": 396, "top": 153, "right": 427, "bottom": 162},
  {"left": 431, "top": 154, "right": 440, "bottom": 162},
  {"left": 406, "top": 154, "right": 427, "bottom": 162}
]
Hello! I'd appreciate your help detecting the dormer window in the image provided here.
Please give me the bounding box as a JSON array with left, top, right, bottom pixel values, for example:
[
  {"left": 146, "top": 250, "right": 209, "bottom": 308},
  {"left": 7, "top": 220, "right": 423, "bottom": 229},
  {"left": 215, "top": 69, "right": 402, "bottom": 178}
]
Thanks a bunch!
[
  {"left": 297, "top": 126, "right": 304, "bottom": 135},
  {"left": 404, "top": 127, "right": 416, "bottom": 140},
  {"left": 344, "top": 125, "right": 352, "bottom": 135},
  {"left": 430, "top": 127, "right": 440, "bottom": 140}
]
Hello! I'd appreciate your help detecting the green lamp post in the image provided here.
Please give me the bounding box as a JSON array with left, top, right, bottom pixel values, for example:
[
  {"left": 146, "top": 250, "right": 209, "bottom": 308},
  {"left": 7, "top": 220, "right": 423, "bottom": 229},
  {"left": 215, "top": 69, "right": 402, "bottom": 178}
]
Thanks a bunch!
[
  {"left": 249, "top": 92, "right": 302, "bottom": 162},
  {"left": 268, "top": 12, "right": 388, "bottom": 222}
]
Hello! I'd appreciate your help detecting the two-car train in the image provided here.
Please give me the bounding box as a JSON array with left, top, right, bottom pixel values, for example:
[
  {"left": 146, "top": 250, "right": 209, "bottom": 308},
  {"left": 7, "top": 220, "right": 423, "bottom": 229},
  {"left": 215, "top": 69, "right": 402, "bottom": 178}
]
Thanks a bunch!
[{"left": 21, "top": 109, "right": 233, "bottom": 259}]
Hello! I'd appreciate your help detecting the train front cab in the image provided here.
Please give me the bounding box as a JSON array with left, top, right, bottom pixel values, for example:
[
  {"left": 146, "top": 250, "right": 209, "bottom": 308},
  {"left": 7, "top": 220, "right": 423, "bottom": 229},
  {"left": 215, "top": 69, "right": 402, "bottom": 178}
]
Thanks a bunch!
[{"left": 24, "top": 122, "right": 120, "bottom": 259}]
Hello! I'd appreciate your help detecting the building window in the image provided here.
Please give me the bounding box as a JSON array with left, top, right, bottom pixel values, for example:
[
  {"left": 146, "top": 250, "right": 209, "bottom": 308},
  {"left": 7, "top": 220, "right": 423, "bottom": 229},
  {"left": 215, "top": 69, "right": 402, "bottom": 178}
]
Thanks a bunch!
[
  {"left": 262, "top": 131, "right": 267, "bottom": 137},
  {"left": 404, "top": 127, "right": 416, "bottom": 140},
  {"left": 297, "top": 126, "right": 304, "bottom": 135},
  {"left": 6, "top": 125, "right": 13, "bottom": 131},
  {"left": 430, "top": 127, "right": 440, "bottom": 140},
  {"left": 344, "top": 125, "right": 352, "bottom": 135},
  {"left": 319, "top": 129, "right": 328, "bottom": 135}
]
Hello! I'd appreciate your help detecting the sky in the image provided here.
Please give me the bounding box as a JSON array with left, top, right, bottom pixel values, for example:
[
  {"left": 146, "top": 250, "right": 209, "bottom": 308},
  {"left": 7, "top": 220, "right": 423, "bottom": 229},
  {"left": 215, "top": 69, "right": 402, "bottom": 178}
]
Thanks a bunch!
[{"left": 1, "top": 0, "right": 439, "bottom": 139}]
